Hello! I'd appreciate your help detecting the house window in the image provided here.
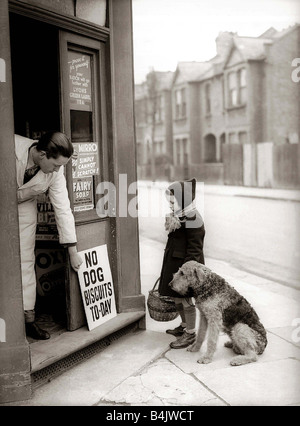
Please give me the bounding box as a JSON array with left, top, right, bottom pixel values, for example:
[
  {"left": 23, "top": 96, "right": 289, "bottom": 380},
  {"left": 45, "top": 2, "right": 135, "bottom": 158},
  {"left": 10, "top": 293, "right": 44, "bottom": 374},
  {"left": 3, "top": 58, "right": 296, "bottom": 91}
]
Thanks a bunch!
[
  {"left": 238, "top": 69, "right": 247, "bottom": 105},
  {"left": 229, "top": 132, "right": 237, "bottom": 144},
  {"left": 174, "top": 138, "right": 189, "bottom": 165},
  {"left": 204, "top": 134, "right": 217, "bottom": 162},
  {"left": 228, "top": 68, "right": 246, "bottom": 107},
  {"left": 154, "top": 140, "right": 163, "bottom": 155},
  {"left": 228, "top": 72, "right": 238, "bottom": 107},
  {"left": 175, "top": 139, "right": 181, "bottom": 165},
  {"left": 220, "top": 133, "right": 226, "bottom": 162},
  {"left": 205, "top": 83, "right": 211, "bottom": 114},
  {"left": 221, "top": 77, "right": 225, "bottom": 111},
  {"left": 182, "top": 138, "right": 188, "bottom": 165},
  {"left": 238, "top": 131, "right": 247, "bottom": 144},
  {"left": 175, "top": 88, "right": 186, "bottom": 119},
  {"left": 155, "top": 95, "right": 164, "bottom": 123}
]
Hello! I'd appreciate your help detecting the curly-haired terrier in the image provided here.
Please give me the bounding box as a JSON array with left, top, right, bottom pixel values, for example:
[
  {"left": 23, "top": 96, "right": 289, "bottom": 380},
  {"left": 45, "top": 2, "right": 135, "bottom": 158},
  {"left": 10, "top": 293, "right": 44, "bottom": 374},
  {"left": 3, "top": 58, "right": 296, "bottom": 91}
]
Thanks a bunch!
[{"left": 169, "top": 261, "right": 267, "bottom": 366}]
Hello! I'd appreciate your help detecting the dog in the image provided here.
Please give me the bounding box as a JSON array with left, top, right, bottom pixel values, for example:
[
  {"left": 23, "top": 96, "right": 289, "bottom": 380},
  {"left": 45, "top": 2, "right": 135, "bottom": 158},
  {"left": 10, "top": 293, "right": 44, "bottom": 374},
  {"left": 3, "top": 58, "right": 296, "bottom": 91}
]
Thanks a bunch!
[{"left": 169, "top": 261, "right": 267, "bottom": 366}]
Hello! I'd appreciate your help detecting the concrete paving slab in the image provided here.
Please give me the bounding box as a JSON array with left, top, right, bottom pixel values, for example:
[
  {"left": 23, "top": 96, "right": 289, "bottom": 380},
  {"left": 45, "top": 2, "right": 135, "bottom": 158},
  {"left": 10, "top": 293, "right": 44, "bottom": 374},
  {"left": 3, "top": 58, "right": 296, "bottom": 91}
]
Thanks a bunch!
[
  {"left": 102, "top": 358, "right": 226, "bottom": 406},
  {"left": 15, "top": 330, "right": 172, "bottom": 406},
  {"left": 166, "top": 332, "right": 300, "bottom": 374},
  {"left": 193, "top": 358, "right": 300, "bottom": 406},
  {"left": 269, "top": 326, "right": 300, "bottom": 347}
]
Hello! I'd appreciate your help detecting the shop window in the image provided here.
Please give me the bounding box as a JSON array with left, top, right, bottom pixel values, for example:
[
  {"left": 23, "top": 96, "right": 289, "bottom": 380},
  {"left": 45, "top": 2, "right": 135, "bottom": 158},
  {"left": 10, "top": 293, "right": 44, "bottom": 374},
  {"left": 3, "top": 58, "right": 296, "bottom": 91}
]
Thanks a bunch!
[
  {"left": 66, "top": 48, "right": 98, "bottom": 213},
  {"left": 59, "top": 31, "right": 110, "bottom": 227},
  {"left": 75, "top": 0, "right": 107, "bottom": 27}
]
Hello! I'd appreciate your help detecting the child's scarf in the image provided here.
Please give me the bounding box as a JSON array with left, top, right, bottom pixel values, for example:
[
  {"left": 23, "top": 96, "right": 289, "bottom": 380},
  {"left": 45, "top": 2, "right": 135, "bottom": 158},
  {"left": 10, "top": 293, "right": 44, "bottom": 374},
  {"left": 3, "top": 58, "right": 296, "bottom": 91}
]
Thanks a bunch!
[{"left": 165, "top": 202, "right": 197, "bottom": 233}]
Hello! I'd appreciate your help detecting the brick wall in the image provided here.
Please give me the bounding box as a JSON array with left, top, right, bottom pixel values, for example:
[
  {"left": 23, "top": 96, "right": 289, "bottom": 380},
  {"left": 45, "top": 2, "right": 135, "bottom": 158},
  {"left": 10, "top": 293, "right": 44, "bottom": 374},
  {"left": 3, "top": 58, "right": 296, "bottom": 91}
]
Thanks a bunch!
[{"left": 266, "top": 28, "right": 300, "bottom": 145}]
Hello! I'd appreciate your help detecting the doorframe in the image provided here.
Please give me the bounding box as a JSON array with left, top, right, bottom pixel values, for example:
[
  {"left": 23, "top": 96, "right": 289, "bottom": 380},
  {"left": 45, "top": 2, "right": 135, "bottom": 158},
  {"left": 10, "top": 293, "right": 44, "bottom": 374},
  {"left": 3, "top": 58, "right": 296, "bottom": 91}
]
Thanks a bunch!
[
  {"left": 59, "top": 30, "right": 113, "bottom": 330},
  {"left": 9, "top": 0, "right": 110, "bottom": 42}
]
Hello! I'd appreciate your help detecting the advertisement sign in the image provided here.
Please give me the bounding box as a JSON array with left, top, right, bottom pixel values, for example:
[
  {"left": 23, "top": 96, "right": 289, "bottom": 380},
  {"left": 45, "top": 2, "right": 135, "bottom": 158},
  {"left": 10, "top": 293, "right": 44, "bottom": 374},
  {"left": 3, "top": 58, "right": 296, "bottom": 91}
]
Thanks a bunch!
[
  {"left": 72, "top": 142, "right": 99, "bottom": 178},
  {"left": 36, "top": 193, "right": 59, "bottom": 241},
  {"left": 35, "top": 248, "right": 67, "bottom": 297},
  {"left": 77, "top": 245, "right": 117, "bottom": 330},
  {"left": 68, "top": 51, "right": 92, "bottom": 112},
  {"left": 73, "top": 176, "right": 94, "bottom": 212}
]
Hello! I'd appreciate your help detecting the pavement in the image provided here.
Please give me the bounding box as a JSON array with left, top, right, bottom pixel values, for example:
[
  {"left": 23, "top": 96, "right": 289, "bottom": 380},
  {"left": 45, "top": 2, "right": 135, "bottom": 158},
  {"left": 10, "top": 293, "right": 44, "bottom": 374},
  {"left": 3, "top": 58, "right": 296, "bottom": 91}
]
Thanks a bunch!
[
  {"left": 138, "top": 180, "right": 300, "bottom": 202},
  {"left": 8, "top": 234, "right": 300, "bottom": 407},
  {"left": 6, "top": 182, "right": 300, "bottom": 407}
]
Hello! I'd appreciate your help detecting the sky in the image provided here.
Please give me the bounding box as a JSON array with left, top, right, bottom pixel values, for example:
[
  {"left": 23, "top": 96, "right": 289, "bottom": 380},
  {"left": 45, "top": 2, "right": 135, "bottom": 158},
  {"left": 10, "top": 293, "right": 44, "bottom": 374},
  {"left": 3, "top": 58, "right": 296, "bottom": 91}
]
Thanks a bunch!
[{"left": 132, "top": 0, "right": 300, "bottom": 83}]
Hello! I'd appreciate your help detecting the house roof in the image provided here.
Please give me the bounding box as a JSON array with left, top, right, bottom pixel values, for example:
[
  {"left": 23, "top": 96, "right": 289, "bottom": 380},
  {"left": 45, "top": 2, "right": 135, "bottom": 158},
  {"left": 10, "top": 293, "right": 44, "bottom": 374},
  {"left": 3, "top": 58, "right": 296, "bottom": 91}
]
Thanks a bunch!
[
  {"left": 154, "top": 71, "right": 174, "bottom": 90},
  {"left": 224, "top": 23, "right": 300, "bottom": 66},
  {"left": 134, "top": 24, "right": 300, "bottom": 92},
  {"left": 232, "top": 36, "right": 272, "bottom": 61},
  {"left": 173, "top": 61, "right": 212, "bottom": 84},
  {"left": 134, "top": 82, "right": 147, "bottom": 100},
  {"left": 260, "top": 23, "right": 300, "bottom": 40},
  {"left": 135, "top": 71, "right": 175, "bottom": 100}
]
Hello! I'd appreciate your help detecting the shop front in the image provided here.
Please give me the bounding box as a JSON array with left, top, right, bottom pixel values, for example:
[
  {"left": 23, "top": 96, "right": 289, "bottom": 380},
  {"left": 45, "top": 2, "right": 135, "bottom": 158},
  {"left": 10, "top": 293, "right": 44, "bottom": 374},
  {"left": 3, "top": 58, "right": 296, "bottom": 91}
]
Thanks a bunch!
[{"left": 0, "top": 0, "right": 145, "bottom": 403}]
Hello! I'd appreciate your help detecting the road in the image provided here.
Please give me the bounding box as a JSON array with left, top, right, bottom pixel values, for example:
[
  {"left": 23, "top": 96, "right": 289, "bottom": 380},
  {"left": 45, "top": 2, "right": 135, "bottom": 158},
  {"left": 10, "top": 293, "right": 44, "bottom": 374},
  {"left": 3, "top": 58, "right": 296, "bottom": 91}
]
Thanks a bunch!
[{"left": 137, "top": 183, "right": 300, "bottom": 289}]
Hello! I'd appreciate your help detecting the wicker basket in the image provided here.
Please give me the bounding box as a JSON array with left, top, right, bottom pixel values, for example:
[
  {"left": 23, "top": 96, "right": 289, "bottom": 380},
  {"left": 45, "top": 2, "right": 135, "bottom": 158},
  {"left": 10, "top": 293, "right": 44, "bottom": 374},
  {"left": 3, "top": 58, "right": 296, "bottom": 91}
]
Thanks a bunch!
[{"left": 147, "top": 278, "right": 179, "bottom": 322}]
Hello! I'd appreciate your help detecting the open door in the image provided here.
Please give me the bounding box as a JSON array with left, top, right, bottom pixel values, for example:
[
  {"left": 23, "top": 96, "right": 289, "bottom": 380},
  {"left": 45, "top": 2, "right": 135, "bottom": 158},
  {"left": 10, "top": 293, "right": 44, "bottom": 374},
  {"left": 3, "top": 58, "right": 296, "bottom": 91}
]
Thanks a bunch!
[{"left": 59, "top": 31, "right": 111, "bottom": 330}]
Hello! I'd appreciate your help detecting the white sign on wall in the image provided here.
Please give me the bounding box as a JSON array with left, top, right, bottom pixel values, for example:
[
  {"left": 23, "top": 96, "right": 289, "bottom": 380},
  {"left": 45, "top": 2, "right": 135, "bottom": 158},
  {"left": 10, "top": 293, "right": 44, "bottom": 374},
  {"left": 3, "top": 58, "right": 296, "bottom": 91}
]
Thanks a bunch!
[{"left": 77, "top": 245, "right": 117, "bottom": 330}]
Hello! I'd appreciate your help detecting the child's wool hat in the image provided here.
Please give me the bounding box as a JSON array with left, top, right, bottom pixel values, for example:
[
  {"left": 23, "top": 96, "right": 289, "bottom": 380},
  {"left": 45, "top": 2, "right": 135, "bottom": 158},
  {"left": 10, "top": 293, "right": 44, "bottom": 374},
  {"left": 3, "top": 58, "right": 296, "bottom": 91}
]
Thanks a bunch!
[{"left": 166, "top": 177, "right": 196, "bottom": 209}]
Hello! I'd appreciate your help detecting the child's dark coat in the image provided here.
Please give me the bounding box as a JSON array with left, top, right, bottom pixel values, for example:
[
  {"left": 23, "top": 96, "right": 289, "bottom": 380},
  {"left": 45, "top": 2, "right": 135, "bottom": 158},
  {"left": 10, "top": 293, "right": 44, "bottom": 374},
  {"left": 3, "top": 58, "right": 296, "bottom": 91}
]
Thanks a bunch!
[{"left": 158, "top": 210, "right": 205, "bottom": 298}]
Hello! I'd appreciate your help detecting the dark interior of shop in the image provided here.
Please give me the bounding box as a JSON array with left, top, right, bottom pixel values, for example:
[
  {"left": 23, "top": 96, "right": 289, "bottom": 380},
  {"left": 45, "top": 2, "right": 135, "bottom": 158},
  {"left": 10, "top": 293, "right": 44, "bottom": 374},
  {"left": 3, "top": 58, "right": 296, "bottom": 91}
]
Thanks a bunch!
[{"left": 10, "top": 13, "right": 68, "bottom": 341}]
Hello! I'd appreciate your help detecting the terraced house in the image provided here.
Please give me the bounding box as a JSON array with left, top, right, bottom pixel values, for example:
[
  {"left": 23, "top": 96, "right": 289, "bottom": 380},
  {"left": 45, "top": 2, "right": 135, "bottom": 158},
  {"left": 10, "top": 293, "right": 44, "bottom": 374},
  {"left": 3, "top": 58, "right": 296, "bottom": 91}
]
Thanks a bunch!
[{"left": 135, "top": 25, "right": 300, "bottom": 188}]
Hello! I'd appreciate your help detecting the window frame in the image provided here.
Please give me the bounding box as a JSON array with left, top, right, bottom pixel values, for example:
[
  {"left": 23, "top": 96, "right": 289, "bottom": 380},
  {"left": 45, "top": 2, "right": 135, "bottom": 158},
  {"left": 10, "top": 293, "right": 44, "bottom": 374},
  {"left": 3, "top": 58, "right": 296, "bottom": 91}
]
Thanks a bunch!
[{"left": 227, "top": 67, "right": 247, "bottom": 109}]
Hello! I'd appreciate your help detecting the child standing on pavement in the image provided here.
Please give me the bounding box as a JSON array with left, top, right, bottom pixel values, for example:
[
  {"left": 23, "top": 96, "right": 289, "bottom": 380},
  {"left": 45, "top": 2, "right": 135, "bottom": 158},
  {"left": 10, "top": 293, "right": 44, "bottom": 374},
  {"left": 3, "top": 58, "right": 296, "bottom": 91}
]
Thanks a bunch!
[{"left": 158, "top": 178, "right": 205, "bottom": 349}]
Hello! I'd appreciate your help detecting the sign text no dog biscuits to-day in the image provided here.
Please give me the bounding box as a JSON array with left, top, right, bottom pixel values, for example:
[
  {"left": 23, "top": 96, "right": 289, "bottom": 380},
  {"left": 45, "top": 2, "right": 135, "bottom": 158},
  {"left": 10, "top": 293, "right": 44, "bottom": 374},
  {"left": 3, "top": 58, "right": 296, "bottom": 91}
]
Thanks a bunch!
[{"left": 77, "top": 245, "right": 117, "bottom": 330}]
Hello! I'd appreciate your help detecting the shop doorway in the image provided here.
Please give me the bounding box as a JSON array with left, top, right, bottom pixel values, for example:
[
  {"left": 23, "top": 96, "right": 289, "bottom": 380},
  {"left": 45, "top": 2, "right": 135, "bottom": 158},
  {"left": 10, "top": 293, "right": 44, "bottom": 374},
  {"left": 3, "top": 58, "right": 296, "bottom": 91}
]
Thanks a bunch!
[
  {"left": 10, "top": 11, "right": 111, "bottom": 348},
  {"left": 10, "top": 14, "right": 69, "bottom": 340}
]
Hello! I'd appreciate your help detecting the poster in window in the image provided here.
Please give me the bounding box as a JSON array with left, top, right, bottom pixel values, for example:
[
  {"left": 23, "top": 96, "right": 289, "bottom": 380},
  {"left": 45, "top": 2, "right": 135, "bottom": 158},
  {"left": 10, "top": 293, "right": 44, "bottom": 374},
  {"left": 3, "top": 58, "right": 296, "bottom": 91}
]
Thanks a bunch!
[
  {"left": 72, "top": 142, "right": 99, "bottom": 178},
  {"left": 36, "top": 193, "right": 59, "bottom": 241},
  {"left": 73, "top": 176, "right": 94, "bottom": 212},
  {"left": 68, "top": 50, "right": 92, "bottom": 112}
]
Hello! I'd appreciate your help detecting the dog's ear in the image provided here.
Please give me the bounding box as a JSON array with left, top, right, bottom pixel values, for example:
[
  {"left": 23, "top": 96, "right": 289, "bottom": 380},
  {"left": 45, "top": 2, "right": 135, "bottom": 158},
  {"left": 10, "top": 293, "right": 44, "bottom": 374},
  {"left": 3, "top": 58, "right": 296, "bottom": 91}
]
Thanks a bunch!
[{"left": 194, "top": 265, "right": 206, "bottom": 284}]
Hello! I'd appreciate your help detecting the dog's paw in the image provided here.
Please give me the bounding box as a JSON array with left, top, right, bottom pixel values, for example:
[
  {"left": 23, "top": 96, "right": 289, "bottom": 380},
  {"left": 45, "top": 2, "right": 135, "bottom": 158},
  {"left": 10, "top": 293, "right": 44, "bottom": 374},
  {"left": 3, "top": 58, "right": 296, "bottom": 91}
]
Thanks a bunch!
[
  {"left": 187, "top": 343, "right": 200, "bottom": 352},
  {"left": 197, "top": 355, "right": 212, "bottom": 364},
  {"left": 230, "top": 355, "right": 257, "bottom": 366}
]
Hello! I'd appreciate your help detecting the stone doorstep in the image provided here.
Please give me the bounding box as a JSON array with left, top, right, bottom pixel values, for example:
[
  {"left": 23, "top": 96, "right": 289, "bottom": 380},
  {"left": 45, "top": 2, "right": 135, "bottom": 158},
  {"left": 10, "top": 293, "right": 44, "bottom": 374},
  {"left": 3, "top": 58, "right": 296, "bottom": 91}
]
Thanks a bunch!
[{"left": 30, "top": 311, "right": 145, "bottom": 373}]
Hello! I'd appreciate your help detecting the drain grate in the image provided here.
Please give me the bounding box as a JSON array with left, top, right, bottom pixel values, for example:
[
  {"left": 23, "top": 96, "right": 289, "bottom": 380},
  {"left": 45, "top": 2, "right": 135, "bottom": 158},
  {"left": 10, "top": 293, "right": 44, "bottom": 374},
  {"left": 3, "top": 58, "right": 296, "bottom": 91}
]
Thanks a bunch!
[{"left": 31, "top": 321, "right": 139, "bottom": 389}]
